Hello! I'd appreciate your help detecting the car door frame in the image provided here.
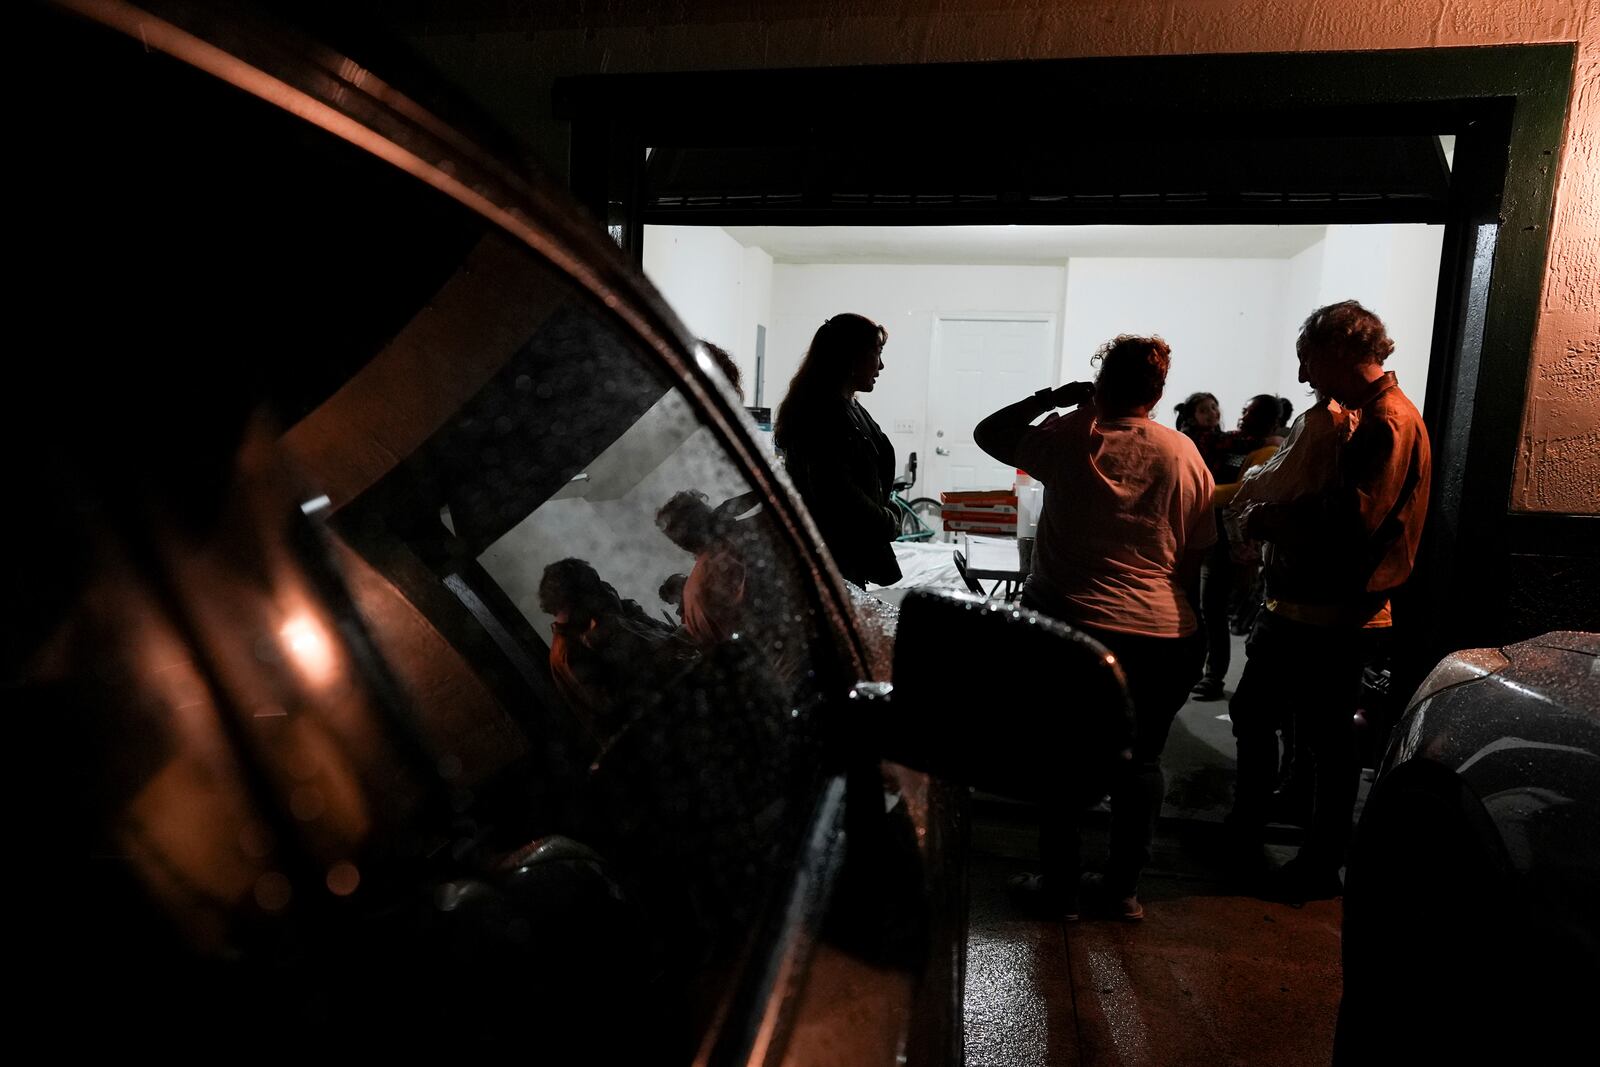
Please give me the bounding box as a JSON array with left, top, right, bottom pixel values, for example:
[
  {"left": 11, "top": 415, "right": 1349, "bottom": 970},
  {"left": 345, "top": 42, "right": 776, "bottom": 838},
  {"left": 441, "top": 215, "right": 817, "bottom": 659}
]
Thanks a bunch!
[{"left": 55, "top": 3, "right": 932, "bottom": 1064}]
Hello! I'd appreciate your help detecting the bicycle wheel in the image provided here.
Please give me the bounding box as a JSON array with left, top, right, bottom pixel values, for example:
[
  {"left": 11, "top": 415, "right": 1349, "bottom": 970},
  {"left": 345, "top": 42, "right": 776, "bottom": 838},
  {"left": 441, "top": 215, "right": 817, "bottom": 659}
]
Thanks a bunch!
[
  {"left": 908, "top": 497, "right": 944, "bottom": 541},
  {"left": 896, "top": 499, "right": 925, "bottom": 539}
]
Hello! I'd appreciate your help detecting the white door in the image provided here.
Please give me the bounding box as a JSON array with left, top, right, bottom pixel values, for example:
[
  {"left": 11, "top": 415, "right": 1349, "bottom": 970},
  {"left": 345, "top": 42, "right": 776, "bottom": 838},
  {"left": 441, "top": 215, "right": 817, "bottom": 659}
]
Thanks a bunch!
[{"left": 925, "top": 316, "right": 1056, "bottom": 501}]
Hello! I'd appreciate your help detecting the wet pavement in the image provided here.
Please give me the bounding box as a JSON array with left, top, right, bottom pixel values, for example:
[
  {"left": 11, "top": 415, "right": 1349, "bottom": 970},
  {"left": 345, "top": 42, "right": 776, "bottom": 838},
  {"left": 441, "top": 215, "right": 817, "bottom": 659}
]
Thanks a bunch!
[
  {"left": 964, "top": 816, "right": 1342, "bottom": 1067},
  {"left": 963, "top": 633, "right": 1350, "bottom": 1067}
]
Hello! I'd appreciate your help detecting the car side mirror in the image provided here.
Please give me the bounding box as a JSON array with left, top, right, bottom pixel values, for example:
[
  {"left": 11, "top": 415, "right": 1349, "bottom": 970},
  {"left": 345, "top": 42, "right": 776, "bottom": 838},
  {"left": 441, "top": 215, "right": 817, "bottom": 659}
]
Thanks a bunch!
[{"left": 861, "top": 590, "right": 1134, "bottom": 799}]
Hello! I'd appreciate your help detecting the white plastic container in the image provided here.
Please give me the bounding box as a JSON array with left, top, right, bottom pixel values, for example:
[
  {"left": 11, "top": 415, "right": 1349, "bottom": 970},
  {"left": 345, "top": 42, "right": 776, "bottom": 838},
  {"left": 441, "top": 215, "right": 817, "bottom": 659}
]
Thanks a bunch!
[
  {"left": 1014, "top": 470, "right": 1043, "bottom": 538},
  {"left": 1015, "top": 469, "right": 1043, "bottom": 576}
]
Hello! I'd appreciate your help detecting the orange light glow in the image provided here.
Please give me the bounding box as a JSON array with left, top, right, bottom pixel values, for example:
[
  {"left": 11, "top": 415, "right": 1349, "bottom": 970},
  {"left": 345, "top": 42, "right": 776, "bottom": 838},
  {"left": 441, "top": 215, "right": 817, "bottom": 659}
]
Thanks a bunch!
[
  {"left": 326, "top": 861, "right": 361, "bottom": 897},
  {"left": 279, "top": 613, "right": 336, "bottom": 687}
]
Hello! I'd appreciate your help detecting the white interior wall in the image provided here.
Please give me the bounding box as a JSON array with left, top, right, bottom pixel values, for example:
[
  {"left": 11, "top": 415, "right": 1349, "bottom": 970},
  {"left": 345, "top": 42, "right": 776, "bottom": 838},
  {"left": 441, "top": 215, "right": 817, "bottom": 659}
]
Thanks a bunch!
[
  {"left": 766, "top": 263, "right": 1068, "bottom": 482},
  {"left": 1060, "top": 258, "right": 1291, "bottom": 430},
  {"left": 738, "top": 244, "right": 774, "bottom": 404},
  {"left": 1313, "top": 224, "right": 1445, "bottom": 404},
  {"left": 1274, "top": 224, "right": 1445, "bottom": 410},
  {"left": 641, "top": 225, "right": 772, "bottom": 397},
  {"left": 1278, "top": 240, "right": 1329, "bottom": 408},
  {"left": 642, "top": 224, "right": 1444, "bottom": 468}
]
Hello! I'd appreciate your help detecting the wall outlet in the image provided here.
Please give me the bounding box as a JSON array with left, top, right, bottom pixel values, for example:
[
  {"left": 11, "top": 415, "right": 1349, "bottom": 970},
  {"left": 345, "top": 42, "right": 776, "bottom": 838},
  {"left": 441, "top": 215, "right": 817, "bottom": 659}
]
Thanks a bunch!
[{"left": 893, "top": 419, "right": 917, "bottom": 434}]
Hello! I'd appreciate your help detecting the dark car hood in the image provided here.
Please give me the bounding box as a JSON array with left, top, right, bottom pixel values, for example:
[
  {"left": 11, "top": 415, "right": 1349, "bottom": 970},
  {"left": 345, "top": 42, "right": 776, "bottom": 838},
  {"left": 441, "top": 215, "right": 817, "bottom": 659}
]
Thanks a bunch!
[{"left": 1386, "top": 632, "right": 1599, "bottom": 880}]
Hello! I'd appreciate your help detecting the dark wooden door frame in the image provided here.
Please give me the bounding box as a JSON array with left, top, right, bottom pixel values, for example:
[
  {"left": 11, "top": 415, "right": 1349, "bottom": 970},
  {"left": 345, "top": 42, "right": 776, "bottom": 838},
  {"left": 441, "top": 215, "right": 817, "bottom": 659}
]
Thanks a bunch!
[{"left": 557, "top": 46, "right": 1595, "bottom": 657}]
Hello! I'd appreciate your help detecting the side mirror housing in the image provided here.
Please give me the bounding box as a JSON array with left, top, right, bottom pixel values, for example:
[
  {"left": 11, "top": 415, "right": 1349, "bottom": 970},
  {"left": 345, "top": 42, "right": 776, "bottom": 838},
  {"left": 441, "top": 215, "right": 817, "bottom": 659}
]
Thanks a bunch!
[{"left": 869, "top": 590, "right": 1134, "bottom": 799}]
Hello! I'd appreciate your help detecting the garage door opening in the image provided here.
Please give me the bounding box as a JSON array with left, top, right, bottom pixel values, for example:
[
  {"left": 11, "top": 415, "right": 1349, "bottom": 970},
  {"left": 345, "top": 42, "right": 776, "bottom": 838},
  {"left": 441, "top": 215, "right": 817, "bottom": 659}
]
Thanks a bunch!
[
  {"left": 640, "top": 221, "right": 1444, "bottom": 508},
  {"left": 557, "top": 46, "right": 1578, "bottom": 657}
]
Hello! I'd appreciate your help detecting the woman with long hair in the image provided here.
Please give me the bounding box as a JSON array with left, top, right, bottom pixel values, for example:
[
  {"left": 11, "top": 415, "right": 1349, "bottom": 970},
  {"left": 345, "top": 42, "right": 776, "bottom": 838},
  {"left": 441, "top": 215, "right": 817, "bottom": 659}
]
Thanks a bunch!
[
  {"left": 1174, "top": 391, "right": 1221, "bottom": 435},
  {"left": 775, "top": 313, "right": 902, "bottom": 587},
  {"left": 1174, "top": 390, "right": 1223, "bottom": 475},
  {"left": 1192, "top": 394, "right": 1285, "bottom": 699}
]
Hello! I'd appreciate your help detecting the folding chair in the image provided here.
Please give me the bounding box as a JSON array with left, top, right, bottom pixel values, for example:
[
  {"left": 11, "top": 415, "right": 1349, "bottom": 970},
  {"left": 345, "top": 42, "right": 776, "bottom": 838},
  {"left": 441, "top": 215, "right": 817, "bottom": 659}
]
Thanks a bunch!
[{"left": 952, "top": 550, "right": 988, "bottom": 598}]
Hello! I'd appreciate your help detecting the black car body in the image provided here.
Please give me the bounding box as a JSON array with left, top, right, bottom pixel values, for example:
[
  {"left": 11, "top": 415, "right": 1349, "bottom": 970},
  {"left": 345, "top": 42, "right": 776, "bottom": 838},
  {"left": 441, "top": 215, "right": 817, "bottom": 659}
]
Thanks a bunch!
[
  {"left": 1338, "top": 632, "right": 1599, "bottom": 1064},
  {"left": 10, "top": 3, "right": 1129, "bottom": 1062}
]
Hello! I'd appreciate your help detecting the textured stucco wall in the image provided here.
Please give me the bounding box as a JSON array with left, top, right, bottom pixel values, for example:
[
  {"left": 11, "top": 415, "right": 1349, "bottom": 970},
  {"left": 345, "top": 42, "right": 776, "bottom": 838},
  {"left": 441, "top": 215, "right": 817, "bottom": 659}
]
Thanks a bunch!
[{"left": 410, "top": 0, "right": 1599, "bottom": 512}]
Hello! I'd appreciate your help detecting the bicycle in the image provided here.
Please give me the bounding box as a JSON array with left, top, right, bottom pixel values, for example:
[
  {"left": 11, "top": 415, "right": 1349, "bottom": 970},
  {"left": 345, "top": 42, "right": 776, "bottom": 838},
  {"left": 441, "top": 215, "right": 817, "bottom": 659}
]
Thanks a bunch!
[{"left": 892, "top": 452, "right": 944, "bottom": 542}]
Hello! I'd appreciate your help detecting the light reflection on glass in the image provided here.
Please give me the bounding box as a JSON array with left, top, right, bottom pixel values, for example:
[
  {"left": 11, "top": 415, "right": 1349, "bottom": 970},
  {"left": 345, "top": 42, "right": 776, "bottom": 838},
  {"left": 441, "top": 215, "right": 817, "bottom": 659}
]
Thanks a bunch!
[
  {"left": 280, "top": 613, "right": 336, "bottom": 687},
  {"left": 326, "top": 861, "right": 360, "bottom": 897},
  {"left": 254, "top": 871, "right": 293, "bottom": 912}
]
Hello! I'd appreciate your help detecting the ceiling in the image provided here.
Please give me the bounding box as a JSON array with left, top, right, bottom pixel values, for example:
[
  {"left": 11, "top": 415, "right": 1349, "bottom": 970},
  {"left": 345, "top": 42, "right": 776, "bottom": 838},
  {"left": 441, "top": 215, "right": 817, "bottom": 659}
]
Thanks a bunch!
[{"left": 717, "top": 224, "right": 1331, "bottom": 265}]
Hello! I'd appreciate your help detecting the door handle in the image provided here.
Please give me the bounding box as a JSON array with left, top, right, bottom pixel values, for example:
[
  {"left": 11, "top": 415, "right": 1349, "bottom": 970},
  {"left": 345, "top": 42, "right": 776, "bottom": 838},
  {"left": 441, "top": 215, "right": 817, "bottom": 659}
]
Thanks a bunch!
[{"left": 935, "top": 446, "right": 951, "bottom": 456}]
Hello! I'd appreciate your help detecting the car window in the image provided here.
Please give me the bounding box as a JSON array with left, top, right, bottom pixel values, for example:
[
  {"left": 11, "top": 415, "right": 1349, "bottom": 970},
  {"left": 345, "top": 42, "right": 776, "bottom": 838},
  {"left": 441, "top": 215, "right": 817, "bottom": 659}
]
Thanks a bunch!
[
  {"left": 317, "top": 229, "right": 833, "bottom": 833},
  {"left": 317, "top": 253, "right": 833, "bottom": 1053},
  {"left": 17, "top": 7, "right": 835, "bottom": 1058}
]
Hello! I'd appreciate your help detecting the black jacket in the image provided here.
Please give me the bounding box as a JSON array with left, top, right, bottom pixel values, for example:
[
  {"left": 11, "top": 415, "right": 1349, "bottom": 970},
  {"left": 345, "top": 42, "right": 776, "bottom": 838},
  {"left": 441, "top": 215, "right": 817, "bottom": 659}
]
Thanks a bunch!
[{"left": 781, "top": 398, "right": 903, "bottom": 587}]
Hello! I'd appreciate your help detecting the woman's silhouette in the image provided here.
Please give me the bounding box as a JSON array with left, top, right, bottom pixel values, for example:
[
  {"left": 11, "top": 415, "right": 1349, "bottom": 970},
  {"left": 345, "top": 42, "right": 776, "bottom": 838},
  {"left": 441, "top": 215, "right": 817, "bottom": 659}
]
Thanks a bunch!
[{"left": 774, "top": 313, "right": 902, "bottom": 587}]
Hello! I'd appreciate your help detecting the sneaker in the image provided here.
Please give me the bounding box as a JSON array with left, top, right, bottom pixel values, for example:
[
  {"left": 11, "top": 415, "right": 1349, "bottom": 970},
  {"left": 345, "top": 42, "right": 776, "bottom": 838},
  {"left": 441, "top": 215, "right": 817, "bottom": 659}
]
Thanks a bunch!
[
  {"left": 1190, "top": 676, "right": 1225, "bottom": 701},
  {"left": 1007, "top": 872, "right": 1080, "bottom": 921},
  {"left": 1079, "top": 872, "right": 1144, "bottom": 921}
]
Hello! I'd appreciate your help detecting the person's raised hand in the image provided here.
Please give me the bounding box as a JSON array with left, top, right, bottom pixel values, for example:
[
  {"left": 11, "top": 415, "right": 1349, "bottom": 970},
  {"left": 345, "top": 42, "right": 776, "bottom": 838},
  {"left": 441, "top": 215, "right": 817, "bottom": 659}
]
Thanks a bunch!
[{"left": 1048, "top": 381, "right": 1096, "bottom": 408}]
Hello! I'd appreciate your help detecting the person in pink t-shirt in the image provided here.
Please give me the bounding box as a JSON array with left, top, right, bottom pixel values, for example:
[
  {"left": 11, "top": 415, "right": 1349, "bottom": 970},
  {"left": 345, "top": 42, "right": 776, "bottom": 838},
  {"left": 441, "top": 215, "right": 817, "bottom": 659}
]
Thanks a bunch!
[{"left": 975, "top": 334, "right": 1214, "bottom": 920}]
